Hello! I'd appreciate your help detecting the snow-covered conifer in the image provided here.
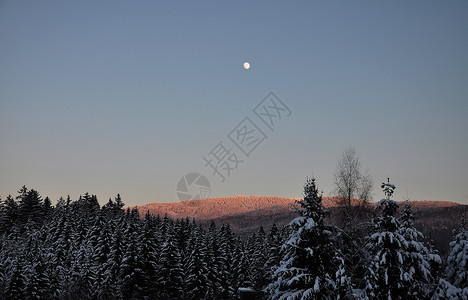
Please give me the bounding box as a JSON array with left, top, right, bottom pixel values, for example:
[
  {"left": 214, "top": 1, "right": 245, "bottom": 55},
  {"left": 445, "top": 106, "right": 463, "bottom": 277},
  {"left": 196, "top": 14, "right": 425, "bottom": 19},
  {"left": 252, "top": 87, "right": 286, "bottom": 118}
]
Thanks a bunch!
[
  {"left": 184, "top": 225, "right": 210, "bottom": 299},
  {"left": 445, "top": 213, "right": 468, "bottom": 292},
  {"left": 398, "top": 200, "right": 441, "bottom": 298},
  {"left": 219, "top": 224, "right": 236, "bottom": 299},
  {"left": 266, "top": 178, "right": 337, "bottom": 299},
  {"left": 158, "top": 233, "right": 184, "bottom": 299},
  {"left": 363, "top": 179, "right": 408, "bottom": 299}
]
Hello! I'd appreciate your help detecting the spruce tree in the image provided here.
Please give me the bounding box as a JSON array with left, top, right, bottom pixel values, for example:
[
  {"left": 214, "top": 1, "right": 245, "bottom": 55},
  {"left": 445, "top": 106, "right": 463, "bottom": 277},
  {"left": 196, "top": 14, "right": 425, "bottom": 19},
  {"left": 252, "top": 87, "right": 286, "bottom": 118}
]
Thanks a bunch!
[
  {"left": 184, "top": 225, "right": 210, "bottom": 299},
  {"left": 138, "top": 216, "right": 160, "bottom": 298},
  {"left": 251, "top": 226, "right": 268, "bottom": 291},
  {"left": 158, "top": 237, "right": 184, "bottom": 299},
  {"left": 445, "top": 213, "right": 468, "bottom": 293},
  {"left": 218, "top": 224, "right": 236, "bottom": 299},
  {"left": 5, "top": 259, "right": 26, "bottom": 300},
  {"left": 397, "top": 200, "right": 441, "bottom": 298},
  {"left": 206, "top": 220, "right": 222, "bottom": 298},
  {"left": 431, "top": 278, "right": 466, "bottom": 299},
  {"left": 233, "top": 237, "right": 253, "bottom": 290},
  {"left": 42, "top": 197, "right": 53, "bottom": 222},
  {"left": 266, "top": 178, "right": 337, "bottom": 299},
  {"left": 119, "top": 221, "right": 144, "bottom": 299},
  {"left": 0, "top": 195, "right": 18, "bottom": 233},
  {"left": 263, "top": 223, "right": 282, "bottom": 282},
  {"left": 92, "top": 222, "right": 113, "bottom": 299},
  {"left": 363, "top": 179, "right": 408, "bottom": 299},
  {"left": 17, "top": 187, "right": 43, "bottom": 226},
  {"left": 104, "top": 226, "right": 124, "bottom": 298}
]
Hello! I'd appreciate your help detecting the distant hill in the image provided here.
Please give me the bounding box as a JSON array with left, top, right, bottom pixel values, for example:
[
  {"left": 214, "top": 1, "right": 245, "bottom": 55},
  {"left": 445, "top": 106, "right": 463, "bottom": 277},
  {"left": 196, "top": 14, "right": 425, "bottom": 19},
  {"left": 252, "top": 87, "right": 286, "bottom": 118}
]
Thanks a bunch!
[
  {"left": 133, "top": 195, "right": 460, "bottom": 221},
  {"left": 133, "top": 196, "right": 467, "bottom": 256},
  {"left": 132, "top": 195, "right": 462, "bottom": 230},
  {"left": 133, "top": 196, "right": 298, "bottom": 220}
]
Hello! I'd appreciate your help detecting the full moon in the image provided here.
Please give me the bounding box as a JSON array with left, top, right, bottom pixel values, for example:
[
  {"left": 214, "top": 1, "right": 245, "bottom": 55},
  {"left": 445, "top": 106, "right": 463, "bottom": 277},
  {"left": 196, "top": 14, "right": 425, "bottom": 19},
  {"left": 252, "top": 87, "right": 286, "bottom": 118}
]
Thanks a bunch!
[{"left": 243, "top": 62, "right": 250, "bottom": 70}]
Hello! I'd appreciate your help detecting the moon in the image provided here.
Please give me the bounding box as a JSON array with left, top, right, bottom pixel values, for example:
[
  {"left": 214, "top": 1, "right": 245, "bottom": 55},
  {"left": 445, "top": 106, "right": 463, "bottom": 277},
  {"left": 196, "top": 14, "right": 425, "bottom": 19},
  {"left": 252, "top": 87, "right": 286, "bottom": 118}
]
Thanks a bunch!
[{"left": 243, "top": 62, "right": 250, "bottom": 70}]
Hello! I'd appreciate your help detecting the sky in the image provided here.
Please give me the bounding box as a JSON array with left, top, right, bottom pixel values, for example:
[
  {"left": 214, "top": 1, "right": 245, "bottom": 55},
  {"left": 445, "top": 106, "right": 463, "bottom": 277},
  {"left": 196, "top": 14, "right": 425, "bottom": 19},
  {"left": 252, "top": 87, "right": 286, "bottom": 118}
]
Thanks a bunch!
[{"left": 1, "top": 1, "right": 467, "bottom": 207}]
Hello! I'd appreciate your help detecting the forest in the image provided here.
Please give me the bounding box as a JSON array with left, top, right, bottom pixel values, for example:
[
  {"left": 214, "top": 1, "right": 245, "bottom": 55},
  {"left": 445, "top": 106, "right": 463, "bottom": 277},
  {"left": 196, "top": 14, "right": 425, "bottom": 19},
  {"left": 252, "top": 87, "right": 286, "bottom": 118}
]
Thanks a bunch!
[{"left": 0, "top": 179, "right": 467, "bottom": 299}]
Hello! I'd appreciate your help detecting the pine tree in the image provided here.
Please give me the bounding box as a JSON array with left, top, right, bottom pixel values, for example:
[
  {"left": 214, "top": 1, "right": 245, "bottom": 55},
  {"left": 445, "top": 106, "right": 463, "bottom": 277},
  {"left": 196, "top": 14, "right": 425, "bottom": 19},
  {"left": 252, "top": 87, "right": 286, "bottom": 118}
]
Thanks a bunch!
[
  {"left": 114, "top": 193, "right": 124, "bottom": 209},
  {"left": 68, "top": 244, "right": 95, "bottom": 299},
  {"left": 233, "top": 237, "right": 253, "bottom": 290},
  {"left": 0, "top": 195, "right": 18, "bottom": 233},
  {"left": 158, "top": 234, "right": 184, "bottom": 299},
  {"left": 445, "top": 213, "right": 468, "bottom": 292},
  {"left": 72, "top": 193, "right": 100, "bottom": 221},
  {"left": 42, "top": 197, "right": 53, "bottom": 222},
  {"left": 431, "top": 277, "right": 466, "bottom": 299},
  {"left": 205, "top": 220, "right": 222, "bottom": 299},
  {"left": 101, "top": 224, "right": 124, "bottom": 299},
  {"left": 49, "top": 214, "right": 72, "bottom": 288},
  {"left": 266, "top": 178, "right": 337, "bottom": 299},
  {"left": 107, "top": 225, "right": 124, "bottom": 286},
  {"left": 334, "top": 254, "right": 353, "bottom": 299},
  {"left": 119, "top": 221, "right": 144, "bottom": 299},
  {"left": 0, "top": 249, "right": 6, "bottom": 299},
  {"left": 397, "top": 200, "right": 441, "bottom": 298},
  {"left": 251, "top": 226, "right": 268, "bottom": 291},
  {"left": 102, "top": 198, "right": 116, "bottom": 214},
  {"left": 17, "top": 187, "right": 43, "bottom": 226},
  {"left": 138, "top": 216, "right": 159, "bottom": 298},
  {"left": 218, "top": 224, "right": 236, "bottom": 299},
  {"left": 5, "top": 259, "right": 26, "bottom": 300},
  {"left": 102, "top": 194, "right": 125, "bottom": 217},
  {"left": 264, "top": 223, "right": 282, "bottom": 277},
  {"left": 92, "top": 221, "right": 113, "bottom": 299},
  {"left": 184, "top": 225, "right": 210, "bottom": 299},
  {"left": 363, "top": 179, "right": 408, "bottom": 299}
]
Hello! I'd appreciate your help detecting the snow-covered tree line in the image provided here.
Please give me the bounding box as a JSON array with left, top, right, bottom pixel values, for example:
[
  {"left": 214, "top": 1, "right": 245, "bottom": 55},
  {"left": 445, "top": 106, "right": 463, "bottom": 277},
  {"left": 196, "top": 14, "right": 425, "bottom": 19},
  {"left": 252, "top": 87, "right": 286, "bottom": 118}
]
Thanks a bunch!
[
  {"left": 0, "top": 182, "right": 467, "bottom": 299},
  {"left": 0, "top": 186, "right": 288, "bottom": 299},
  {"left": 266, "top": 178, "right": 468, "bottom": 300}
]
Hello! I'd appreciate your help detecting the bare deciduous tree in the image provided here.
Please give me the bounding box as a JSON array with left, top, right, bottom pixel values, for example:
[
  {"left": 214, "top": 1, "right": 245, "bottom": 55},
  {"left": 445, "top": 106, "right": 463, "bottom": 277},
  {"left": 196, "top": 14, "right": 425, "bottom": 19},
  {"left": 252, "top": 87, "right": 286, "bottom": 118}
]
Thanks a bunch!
[
  {"left": 332, "top": 147, "right": 374, "bottom": 289},
  {"left": 333, "top": 147, "right": 373, "bottom": 226}
]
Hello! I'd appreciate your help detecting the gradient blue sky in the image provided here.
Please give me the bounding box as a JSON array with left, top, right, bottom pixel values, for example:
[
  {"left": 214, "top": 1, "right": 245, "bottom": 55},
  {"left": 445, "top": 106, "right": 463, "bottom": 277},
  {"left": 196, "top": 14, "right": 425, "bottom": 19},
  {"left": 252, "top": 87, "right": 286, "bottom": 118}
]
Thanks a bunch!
[{"left": 1, "top": 1, "right": 467, "bottom": 207}]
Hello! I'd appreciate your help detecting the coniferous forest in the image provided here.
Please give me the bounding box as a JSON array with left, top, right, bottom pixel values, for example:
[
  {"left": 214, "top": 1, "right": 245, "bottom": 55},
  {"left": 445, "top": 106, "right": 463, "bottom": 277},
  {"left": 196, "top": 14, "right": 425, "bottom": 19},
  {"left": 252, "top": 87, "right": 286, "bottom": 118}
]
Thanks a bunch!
[{"left": 0, "top": 180, "right": 467, "bottom": 299}]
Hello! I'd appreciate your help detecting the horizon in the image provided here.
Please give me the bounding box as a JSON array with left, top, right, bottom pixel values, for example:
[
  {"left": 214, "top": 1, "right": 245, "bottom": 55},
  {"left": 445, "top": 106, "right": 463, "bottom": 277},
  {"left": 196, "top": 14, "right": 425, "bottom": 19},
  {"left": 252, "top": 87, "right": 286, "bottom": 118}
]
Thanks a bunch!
[
  {"left": 132, "top": 194, "right": 466, "bottom": 207},
  {"left": 1, "top": 1, "right": 467, "bottom": 207}
]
